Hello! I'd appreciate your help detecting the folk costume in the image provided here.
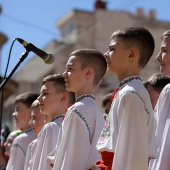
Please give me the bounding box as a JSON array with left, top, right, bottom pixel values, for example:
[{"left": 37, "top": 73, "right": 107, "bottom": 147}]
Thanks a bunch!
[
  {"left": 96, "top": 76, "right": 156, "bottom": 170},
  {"left": 24, "top": 139, "right": 37, "bottom": 170},
  {"left": 6, "top": 129, "right": 36, "bottom": 170},
  {"left": 149, "top": 84, "right": 170, "bottom": 170},
  {"left": 30, "top": 115, "right": 65, "bottom": 170},
  {"left": 52, "top": 94, "right": 105, "bottom": 170}
]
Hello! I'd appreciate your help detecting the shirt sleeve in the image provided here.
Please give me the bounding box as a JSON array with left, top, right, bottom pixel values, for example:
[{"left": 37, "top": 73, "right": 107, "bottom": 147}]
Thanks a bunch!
[
  {"left": 112, "top": 92, "right": 149, "bottom": 170},
  {"left": 31, "top": 123, "right": 60, "bottom": 170},
  {"left": 53, "top": 110, "right": 91, "bottom": 170},
  {"left": 155, "top": 86, "right": 170, "bottom": 148},
  {"left": 24, "top": 141, "right": 33, "bottom": 170},
  {"left": 154, "top": 119, "right": 170, "bottom": 170}
]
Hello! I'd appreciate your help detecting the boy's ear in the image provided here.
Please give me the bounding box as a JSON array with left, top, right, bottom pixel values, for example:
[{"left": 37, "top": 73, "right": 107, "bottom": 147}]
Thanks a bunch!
[
  {"left": 85, "top": 67, "right": 94, "bottom": 79},
  {"left": 128, "top": 47, "right": 138, "bottom": 61},
  {"left": 61, "top": 92, "right": 69, "bottom": 103}
]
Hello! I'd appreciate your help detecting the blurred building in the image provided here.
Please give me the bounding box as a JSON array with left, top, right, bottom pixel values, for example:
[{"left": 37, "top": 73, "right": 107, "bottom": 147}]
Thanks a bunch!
[{"left": 2, "top": 0, "right": 170, "bottom": 129}]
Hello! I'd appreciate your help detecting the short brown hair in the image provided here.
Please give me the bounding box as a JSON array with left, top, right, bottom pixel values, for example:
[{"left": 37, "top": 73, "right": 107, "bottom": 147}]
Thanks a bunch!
[
  {"left": 42, "top": 74, "right": 75, "bottom": 105},
  {"left": 144, "top": 73, "right": 170, "bottom": 93},
  {"left": 12, "top": 92, "right": 39, "bottom": 108},
  {"left": 31, "top": 100, "right": 39, "bottom": 109},
  {"left": 161, "top": 30, "right": 170, "bottom": 39},
  {"left": 111, "top": 27, "right": 155, "bottom": 69},
  {"left": 70, "top": 49, "right": 107, "bottom": 85},
  {"left": 102, "top": 92, "right": 112, "bottom": 108}
]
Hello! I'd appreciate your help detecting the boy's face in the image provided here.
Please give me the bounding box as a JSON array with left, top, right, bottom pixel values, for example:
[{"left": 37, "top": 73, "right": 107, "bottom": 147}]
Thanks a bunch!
[
  {"left": 62, "top": 55, "right": 87, "bottom": 95},
  {"left": 29, "top": 107, "right": 45, "bottom": 136},
  {"left": 157, "top": 36, "right": 170, "bottom": 76},
  {"left": 37, "top": 81, "right": 64, "bottom": 119},
  {"left": 104, "top": 37, "right": 130, "bottom": 75},
  {"left": 4, "top": 132, "right": 17, "bottom": 157},
  {"left": 12, "top": 102, "right": 31, "bottom": 130}
]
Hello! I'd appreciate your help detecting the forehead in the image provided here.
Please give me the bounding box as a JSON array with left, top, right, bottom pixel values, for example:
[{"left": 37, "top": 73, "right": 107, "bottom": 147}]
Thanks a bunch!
[
  {"left": 41, "top": 81, "right": 56, "bottom": 91},
  {"left": 161, "top": 36, "right": 170, "bottom": 48},
  {"left": 67, "top": 55, "right": 81, "bottom": 66},
  {"left": 15, "top": 102, "right": 27, "bottom": 108},
  {"left": 109, "top": 37, "right": 124, "bottom": 47}
]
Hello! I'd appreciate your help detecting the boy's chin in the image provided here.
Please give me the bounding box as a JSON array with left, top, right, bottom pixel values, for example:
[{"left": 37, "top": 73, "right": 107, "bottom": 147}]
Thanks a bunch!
[{"left": 66, "top": 87, "right": 73, "bottom": 92}]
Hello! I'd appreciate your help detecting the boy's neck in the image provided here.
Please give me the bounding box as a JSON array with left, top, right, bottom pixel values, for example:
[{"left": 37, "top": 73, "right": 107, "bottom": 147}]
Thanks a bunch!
[
  {"left": 75, "top": 87, "right": 96, "bottom": 98},
  {"left": 49, "top": 112, "right": 65, "bottom": 121},
  {"left": 117, "top": 70, "right": 140, "bottom": 82},
  {"left": 21, "top": 125, "right": 31, "bottom": 132}
]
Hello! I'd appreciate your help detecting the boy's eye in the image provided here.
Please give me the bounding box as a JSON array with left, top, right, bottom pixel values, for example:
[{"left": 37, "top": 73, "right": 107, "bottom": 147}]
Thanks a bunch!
[
  {"left": 109, "top": 47, "right": 115, "bottom": 52},
  {"left": 67, "top": 67, "right": 72, "bottom": 71}
]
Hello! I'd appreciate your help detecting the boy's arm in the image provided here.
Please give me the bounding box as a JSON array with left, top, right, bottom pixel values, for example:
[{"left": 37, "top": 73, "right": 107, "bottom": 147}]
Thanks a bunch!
[
  {"left": 155, "top": 85, "right": 170, "bottom": 147},
  {"left": 150, "top": 85, "right": 170, "bottom": 169},
  {"left": 53, "top": 110, "right": 91, "bottom": 170},
  {"left": 154, "top": 119, "right": 170, "bottom": 169},
  {"left": 31, "top": 123, "right": 60, "bottom": 170},
  {"left": 112, "top": 92, "right": 150, "bottom": 170},
  {"left": 24, "top": 139, "right": 37, "bottom": 170}
]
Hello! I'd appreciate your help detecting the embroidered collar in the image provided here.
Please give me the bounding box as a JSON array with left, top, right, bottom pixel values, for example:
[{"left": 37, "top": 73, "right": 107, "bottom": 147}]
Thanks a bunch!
[
  {"left": 24, "top": 128, "right": 32, "bottom": 133},
  {"left": 75, "top": 94, "right": 95, "bottom": 102},
  {"left": 110, "top": 76, "right": 142, "bottom": 102},
  {"left": 50, "top": 114, "right": 65, "bottom": 122},
  {"left": 118, "top": 76, "right": 142, "bottom": 89}
]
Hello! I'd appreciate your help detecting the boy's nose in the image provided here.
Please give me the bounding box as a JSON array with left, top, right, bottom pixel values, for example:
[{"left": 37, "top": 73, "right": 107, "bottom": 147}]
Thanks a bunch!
[
  {"left": 12, "top": 112, "right": 16, "bottom": 117},
  {"left": 29, "top": 119, "right": 33, "bottom": 126},
  {"left": 62, "top": 71, "right": 67, "bottom": 78},
  {"left": 104, "top": 51, "right": 109, "bottom": 58},
  {"left": 37, "top": 95, "right": 42, "bottom": 102},
  {"left": 156, "top": 52, "right": 161, "bottom": 61}
]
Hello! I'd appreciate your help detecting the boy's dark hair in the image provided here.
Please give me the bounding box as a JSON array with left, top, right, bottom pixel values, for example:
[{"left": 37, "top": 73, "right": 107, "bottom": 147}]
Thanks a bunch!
[
  {"left": 161, "top": 30, "right": 170, "bottom": 39},
  {"left": 70, "top": 49, "right": 107, "bottom": 85},
  {"left": 102, "top": 92, "right": 112, "bottom": 108},
  {"left": 143, "top": 73, "right": 170, "bottom": 93},
  {"left": 12, "top": 92, "right": 39, "bottom": 108},
  {"left": 31, "top": 100, "right": 39, "bottom": 109},
  {"left": 111, "top": 27, "right": 155, "bottom": 69},
  {"left": 42, "top": 74, "right": 75, "bottom": 105}
]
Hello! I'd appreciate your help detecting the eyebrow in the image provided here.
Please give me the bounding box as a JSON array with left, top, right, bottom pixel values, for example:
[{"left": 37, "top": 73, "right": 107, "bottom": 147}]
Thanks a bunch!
[
  {"left": 67, "top": 63, "right": 74, "bottom": 66},
  {"left": 40, "top": 88, "right": 48, "bottom": 93},
  {"left": 109, "top": 44, "right": 116, "bottom": 47}
]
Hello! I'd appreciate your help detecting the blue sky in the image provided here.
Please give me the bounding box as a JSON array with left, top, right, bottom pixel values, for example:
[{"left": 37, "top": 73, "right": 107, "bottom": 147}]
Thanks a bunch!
[{"left": 0, "top": 0, "right": 170, "bottom": 76}]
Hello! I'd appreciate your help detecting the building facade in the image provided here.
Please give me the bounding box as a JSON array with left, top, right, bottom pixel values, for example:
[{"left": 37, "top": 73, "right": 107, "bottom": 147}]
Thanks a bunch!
[{"left": 2, "top": 3, "right": 170, "bottom": 129}]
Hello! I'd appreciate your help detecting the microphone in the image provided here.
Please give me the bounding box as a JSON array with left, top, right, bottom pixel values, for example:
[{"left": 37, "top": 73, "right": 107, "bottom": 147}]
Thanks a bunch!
[{"left": 16, "top": 38, "right": 54, "bottom": 64}]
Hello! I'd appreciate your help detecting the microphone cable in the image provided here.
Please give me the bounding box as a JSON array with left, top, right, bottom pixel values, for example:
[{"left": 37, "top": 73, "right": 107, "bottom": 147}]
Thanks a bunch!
[{"left": 0, "top": 39, "right": 18, "bottom": 149}]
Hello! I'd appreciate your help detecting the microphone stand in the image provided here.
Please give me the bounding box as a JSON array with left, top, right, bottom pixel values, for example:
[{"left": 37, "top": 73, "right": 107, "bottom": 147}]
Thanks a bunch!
[{"left": 0, "top": 50, "right": 29, "bottom": 91}]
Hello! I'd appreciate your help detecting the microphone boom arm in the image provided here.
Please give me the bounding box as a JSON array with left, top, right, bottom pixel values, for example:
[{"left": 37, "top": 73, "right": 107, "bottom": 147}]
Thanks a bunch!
[{"left": 0, "top": 51, "right": 29, "bottom": 91}]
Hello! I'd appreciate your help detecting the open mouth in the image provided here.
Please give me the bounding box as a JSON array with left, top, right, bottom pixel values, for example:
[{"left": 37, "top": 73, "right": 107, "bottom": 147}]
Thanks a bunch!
[{"left": 65, "top": 80, "right": 69, "bottom": 86}]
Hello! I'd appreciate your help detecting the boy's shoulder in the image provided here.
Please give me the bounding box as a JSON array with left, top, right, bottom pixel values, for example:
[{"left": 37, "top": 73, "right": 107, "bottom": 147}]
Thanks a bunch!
[
  {"left": 40, "top": 122, "right": 60, "bottom": 134},
  {"left": 157, "top": 83, "right": 170, "bottom": 105},
  {"left": 117, "top": 79, "right": 151, "bottom": 107},
  {"left": 13, "top": 130, "right": 36, "bottom": 149},
  {"left": 65, "top": 97, "right": 102, "bottom": 120},
  {"left": 14, "top": 129, "right": 35, "bottom": 140},
  {"left": 161, "top": 83, "right": 170, "bottom": 94},
  {"left": 119, "top": 79, "right": 145, "bottom": 96},
  {"left": 69, "top": 97, "right": 99, "bottom": 113}
]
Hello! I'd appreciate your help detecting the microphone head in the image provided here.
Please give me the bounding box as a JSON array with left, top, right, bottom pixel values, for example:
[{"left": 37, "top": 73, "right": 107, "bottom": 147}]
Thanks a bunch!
[{"left": 44, "top": 53, "right": 54, "bottom": 64}]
